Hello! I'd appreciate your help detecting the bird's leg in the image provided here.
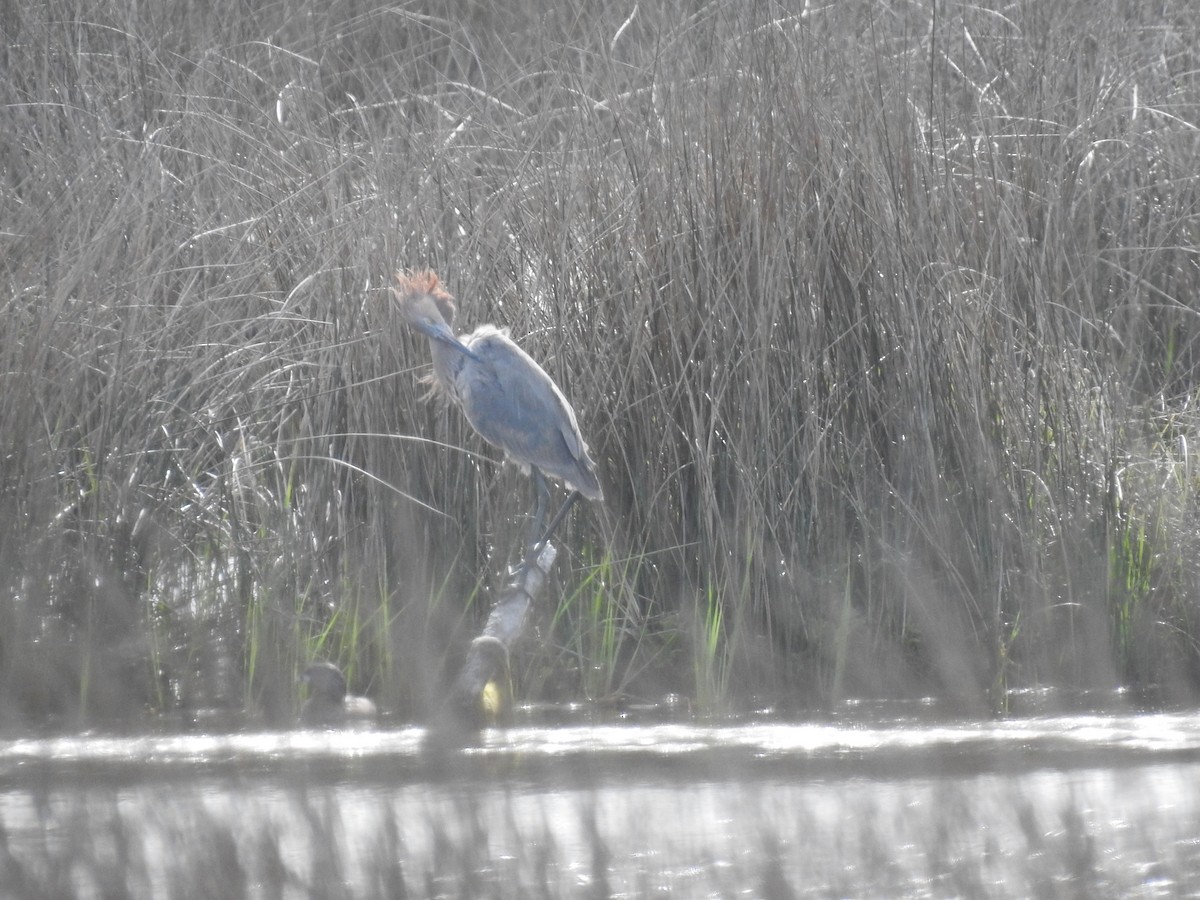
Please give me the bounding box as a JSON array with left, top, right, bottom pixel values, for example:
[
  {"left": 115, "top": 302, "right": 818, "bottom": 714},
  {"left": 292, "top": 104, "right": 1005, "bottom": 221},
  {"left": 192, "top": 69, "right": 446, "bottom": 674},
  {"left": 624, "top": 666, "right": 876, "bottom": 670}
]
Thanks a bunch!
[
  {"left": 535, "top": 490, "right": 580, "bottom": 549},
  {"left": 528, "top": 467, "right": 550, "bottom": 548}
]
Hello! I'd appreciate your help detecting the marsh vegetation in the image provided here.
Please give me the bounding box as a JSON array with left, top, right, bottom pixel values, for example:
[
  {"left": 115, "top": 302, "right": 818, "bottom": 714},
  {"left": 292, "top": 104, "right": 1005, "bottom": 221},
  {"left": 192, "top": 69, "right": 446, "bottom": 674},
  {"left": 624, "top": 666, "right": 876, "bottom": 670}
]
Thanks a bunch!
[{"left": 3, "top": 0, "right": 1200, "bottom": 725}]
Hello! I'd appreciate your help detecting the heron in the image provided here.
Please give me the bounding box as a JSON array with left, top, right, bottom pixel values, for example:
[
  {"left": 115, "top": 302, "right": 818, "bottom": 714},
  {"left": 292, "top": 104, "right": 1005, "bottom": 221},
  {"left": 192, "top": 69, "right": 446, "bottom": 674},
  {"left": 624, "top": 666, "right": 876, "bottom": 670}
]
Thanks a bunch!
[
  {"left": 392, "top": 269, "right": 602, "bottom": 545},
  {"left": 299, "top": 661, "right": 377, "bottom": 726}
]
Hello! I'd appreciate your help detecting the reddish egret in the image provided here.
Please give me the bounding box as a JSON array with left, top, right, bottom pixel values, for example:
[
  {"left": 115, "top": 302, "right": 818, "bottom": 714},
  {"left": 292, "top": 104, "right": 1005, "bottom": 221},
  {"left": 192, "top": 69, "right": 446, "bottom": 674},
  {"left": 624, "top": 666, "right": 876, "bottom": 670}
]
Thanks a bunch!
[
  {"left": 300, "top": 662, "right": 377, "bottom": 726},
  {"left": 392, "top": 269, "right": 602, "bottom": 544}
]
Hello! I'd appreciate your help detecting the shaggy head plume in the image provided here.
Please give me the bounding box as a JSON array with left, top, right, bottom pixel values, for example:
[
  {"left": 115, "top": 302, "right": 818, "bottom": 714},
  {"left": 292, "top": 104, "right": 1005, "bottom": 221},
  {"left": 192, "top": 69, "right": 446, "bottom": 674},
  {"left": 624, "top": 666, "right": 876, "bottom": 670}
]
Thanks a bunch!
[{"left": 392, "top": 269, "right": 457, "bottom": 326}]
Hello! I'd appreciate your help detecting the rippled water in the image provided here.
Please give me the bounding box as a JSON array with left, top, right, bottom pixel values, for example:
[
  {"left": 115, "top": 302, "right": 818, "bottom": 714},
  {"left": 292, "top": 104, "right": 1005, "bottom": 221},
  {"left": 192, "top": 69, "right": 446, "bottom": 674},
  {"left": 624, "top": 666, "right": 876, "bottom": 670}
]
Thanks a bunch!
[{"left": 2, "top": 713, "right": 1199, "bottom": 897}]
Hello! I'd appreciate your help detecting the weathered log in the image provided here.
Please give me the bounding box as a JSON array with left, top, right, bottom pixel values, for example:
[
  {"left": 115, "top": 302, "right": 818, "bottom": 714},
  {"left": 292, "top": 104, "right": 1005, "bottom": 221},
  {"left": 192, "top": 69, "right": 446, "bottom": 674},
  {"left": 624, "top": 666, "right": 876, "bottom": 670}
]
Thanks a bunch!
[{"left": 439, "top": 541, "right": 558, "bottom": 731}]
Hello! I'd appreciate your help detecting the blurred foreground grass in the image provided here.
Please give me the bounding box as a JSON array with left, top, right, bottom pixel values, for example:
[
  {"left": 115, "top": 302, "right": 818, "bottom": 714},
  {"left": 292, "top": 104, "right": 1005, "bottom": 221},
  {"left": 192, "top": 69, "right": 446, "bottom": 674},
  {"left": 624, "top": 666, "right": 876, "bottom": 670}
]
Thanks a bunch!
[
  {"left": 3, "top": 763, "right": 1197, "bottom": 898},
  {"left": 3, "top": 0, "right": 1200, "bottom": 723}
]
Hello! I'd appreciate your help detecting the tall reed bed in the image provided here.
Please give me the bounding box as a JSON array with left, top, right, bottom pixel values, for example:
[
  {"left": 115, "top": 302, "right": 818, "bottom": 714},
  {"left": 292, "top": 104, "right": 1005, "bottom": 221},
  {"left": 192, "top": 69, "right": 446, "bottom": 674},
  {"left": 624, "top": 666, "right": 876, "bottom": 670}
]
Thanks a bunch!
[{"left": 2, "top": 0, "right": 1199, "bottom": 721}]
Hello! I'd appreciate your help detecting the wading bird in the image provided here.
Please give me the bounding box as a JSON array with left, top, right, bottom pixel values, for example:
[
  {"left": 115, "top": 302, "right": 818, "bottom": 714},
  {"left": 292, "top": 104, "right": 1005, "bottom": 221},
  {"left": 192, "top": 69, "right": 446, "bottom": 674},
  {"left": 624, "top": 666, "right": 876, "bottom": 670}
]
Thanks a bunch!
[
  {"left": 392, "top": 269, "right": 602, "bottom": 545},
  {"left": 299, "top": 661, "right": 377, "bottom": 726}
]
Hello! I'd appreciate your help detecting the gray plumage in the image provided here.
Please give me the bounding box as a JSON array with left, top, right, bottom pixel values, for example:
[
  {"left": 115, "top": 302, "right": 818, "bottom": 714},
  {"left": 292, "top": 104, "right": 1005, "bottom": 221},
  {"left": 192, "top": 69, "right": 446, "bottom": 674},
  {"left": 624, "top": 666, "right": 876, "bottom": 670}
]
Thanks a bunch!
[{"left": 393, "top": 270, "right": 602, "bottom": 503}]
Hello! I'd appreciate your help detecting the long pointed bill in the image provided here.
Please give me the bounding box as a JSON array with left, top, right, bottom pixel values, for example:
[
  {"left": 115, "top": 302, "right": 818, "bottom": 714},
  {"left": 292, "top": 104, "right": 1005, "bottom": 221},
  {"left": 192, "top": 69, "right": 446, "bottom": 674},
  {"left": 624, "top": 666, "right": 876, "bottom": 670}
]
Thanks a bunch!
[{"left": 424, "top": 321, "right": 482, "bottom": 361}]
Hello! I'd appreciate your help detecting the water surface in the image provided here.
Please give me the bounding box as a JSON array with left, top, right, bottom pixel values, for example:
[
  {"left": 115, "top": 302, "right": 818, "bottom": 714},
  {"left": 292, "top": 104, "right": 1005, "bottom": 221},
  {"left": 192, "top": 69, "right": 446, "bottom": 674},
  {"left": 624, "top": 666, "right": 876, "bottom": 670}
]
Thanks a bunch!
[{"left": 2, "top": 712, "right": 1197, "bottom": 897}]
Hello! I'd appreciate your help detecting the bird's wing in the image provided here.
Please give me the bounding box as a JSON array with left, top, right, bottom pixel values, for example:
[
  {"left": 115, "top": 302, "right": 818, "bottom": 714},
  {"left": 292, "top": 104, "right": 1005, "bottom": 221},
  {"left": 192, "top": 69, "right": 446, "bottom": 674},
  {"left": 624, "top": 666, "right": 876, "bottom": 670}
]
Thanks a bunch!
[{"left": 461, "top": 331, "right": 587, "bottom": 468}]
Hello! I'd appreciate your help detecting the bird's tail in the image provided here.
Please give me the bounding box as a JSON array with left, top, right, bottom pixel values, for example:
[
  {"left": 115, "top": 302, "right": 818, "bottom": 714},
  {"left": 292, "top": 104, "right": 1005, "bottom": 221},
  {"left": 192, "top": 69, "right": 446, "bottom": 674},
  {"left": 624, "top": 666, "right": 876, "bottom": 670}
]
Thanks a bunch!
[{"left": 571, "top": 464, "right": 603, "bottom": 502}]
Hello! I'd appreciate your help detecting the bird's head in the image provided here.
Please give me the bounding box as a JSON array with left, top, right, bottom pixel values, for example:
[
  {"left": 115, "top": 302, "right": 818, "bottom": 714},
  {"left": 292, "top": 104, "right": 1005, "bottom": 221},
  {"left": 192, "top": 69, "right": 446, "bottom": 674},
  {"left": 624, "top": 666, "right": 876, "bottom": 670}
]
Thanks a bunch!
[
  {"left": 392, "top": 269, "right": 481, "bottom": 361},
  {"left": 393, "top": 269, "right": 457, "bottom": 328}
]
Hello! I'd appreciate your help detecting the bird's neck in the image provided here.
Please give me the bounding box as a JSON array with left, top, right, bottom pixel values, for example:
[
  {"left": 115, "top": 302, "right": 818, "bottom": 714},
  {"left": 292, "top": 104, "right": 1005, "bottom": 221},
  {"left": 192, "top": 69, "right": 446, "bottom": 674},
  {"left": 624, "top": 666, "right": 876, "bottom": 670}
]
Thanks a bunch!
[{"left": 429, "top": 337, "right": 468, "bottom": 401}]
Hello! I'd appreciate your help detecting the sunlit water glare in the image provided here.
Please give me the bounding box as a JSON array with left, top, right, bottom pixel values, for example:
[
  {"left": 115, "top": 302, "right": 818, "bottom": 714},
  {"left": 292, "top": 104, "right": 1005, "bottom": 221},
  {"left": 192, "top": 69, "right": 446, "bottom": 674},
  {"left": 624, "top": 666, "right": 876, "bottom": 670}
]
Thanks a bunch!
[{"left": 2, "top": 714, "right": 1199, "bottom": 897}]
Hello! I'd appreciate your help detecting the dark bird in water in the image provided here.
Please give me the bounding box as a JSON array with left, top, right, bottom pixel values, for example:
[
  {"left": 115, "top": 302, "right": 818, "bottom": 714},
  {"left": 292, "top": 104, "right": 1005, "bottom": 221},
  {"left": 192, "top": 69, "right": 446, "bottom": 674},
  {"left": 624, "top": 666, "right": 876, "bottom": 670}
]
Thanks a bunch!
[
  {"left": 392, "top": 269, "right": 602, "bottom": 544},
  {"left": 299, "top": 662, "right": 377, "bottom": 726}
]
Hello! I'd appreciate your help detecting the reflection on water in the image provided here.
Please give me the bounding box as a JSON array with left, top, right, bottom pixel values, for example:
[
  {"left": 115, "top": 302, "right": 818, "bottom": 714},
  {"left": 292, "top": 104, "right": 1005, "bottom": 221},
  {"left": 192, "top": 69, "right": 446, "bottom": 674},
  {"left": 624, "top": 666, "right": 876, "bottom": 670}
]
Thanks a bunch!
[{"left": 2, "top": 714, "right": 1199, "bottom": 897}]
